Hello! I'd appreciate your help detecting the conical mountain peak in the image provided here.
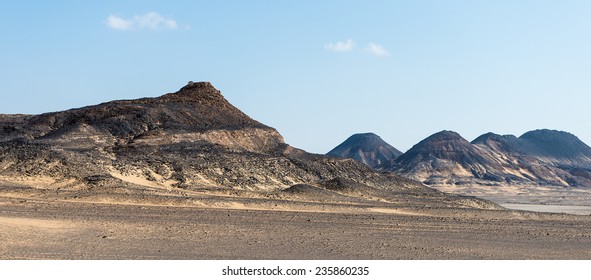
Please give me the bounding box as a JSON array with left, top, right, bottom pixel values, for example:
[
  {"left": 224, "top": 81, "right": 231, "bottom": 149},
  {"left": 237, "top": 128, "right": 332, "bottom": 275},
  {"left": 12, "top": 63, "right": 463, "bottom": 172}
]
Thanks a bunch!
[
  {"left": 407, "top": 130, "right": 472, "bottom": 153},
  {"left": 424, "top": 130, "right": 465, "bottom": 142},
  {"left": 327, "top": 132, "right": 402, "bottom": 168},
  {"left": 518, "top": 129, "right": 591, "bottom": 164}
]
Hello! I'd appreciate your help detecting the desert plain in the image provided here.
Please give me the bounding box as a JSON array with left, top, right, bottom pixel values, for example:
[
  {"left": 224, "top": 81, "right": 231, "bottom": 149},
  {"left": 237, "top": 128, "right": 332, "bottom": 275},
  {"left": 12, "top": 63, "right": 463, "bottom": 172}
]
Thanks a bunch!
[
  {"left": 1, "top": 184, "right": 591, "bottom": 259},
  {"left": 1, "top": 82, "right": 590, "bottom": 259}
]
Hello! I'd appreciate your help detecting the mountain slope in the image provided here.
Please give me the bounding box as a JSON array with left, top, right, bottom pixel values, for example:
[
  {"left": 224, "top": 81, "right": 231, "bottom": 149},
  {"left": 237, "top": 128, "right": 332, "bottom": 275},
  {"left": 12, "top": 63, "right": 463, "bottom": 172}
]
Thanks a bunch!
[{"left": 327, "top": 133, "right": 402, "bottom": 168}]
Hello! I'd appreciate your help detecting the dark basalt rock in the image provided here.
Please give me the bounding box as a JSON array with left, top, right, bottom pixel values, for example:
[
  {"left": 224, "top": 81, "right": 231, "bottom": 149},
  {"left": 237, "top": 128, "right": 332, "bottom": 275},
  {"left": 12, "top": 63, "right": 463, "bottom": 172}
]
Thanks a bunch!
[
  {"left": 0, "top": 82, "right": 441, "bottom": 199},
  {"left": 327, "top": 133, "right": 402, "bottom": 168},
  {"left": 383, "top": 129, "right": 591, "bottom": 187}
]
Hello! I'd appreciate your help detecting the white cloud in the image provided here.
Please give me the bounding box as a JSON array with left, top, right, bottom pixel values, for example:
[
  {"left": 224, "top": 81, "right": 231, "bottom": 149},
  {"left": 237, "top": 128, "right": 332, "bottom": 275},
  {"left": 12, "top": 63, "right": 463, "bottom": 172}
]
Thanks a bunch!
[
  {"left": 365, "top": 42, "right": 391, "bottom": 57},
  {"left": 324, "top": 39, "right": 355, "bottom": 52},
  {"left": 106, "top": 15, "right": 133, "bottom": 30},
  {"left": 105, "top": 12, "right": 180, "bottom": 31},
  {"left": 135, "top": 12, "right": 178, "bottom": 30}
]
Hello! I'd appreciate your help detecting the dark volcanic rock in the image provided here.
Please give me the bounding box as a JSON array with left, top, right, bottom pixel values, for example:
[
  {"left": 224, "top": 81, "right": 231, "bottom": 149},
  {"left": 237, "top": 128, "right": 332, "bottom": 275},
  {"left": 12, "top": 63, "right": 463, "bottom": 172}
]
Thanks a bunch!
[
  {"left": 390, "top": 131, "right": 501, "bottom": 185},
  {"left": 518, "top": 129, "right": 591, "bottom": 168},
  {"left": 327, "top": 133, "right": 402, "bottom": 168},
  {"left": 471, "top": 132, "right": 525, "bottom": 153},
  {"left": 473, "top": 130, "right": 591, "bottom": 168},
  {"left": 395, "top": 131, "right": 486, "bottom": 165},
  {"left": 387, "top": 129, "right": 591, "bottom": 187},
  {"left": 25, "top": 81, "right": 270, "bottom": 140},
  {"left": 0, "top": 82, "right": 449, "bottom": 203}
]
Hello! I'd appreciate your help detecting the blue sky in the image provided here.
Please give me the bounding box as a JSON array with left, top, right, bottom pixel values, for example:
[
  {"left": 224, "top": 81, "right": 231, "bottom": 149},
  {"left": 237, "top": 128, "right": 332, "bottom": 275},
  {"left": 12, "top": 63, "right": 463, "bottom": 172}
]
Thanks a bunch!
[{"left": 1, "top": 1, "right": 590, "bottom": 153}]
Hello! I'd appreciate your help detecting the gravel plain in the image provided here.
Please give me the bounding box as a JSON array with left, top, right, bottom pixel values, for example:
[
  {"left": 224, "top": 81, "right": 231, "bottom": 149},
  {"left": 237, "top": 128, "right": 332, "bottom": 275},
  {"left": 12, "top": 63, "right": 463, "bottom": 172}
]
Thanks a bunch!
[{"left": 2, "top": 193, "right": 591, "bottom": 260}]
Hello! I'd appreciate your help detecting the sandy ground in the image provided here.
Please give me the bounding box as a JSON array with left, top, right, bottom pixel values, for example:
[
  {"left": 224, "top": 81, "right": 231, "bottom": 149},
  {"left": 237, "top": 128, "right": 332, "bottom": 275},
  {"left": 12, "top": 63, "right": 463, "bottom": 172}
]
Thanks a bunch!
[
  {"left": 432, "top": 185, "right": 591, "bottom": 215},
  {"left": 1, "top": 195, "right": 591, "bottom": 259},
  {"left": 498, "top": 203, "right": 591, "bottom": 215}
]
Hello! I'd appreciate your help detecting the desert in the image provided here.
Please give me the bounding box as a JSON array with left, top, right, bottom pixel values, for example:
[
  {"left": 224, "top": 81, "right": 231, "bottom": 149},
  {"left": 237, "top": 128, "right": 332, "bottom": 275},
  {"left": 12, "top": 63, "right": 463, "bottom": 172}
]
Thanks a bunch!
[
  {"left": 2, "top": 189, "right": 591, "bottom": 259},
  {"left": 1, "top": 82, "right": 590, "bottom": 259}
]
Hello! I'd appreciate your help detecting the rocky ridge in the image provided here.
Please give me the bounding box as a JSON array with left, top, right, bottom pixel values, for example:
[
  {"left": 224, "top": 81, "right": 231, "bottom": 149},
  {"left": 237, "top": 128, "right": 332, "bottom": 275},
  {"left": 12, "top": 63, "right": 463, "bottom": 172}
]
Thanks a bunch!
[
  {"left": 388, "top": 130, "right": 591, "bottom": 187},
  {"left": 0, "top": 82, "right": 491, "bottom": 210}
]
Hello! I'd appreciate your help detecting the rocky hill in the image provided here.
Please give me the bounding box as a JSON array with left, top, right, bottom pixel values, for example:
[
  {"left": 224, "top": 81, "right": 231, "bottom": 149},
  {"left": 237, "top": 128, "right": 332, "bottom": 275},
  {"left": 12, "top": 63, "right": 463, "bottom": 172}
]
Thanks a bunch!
[
  {"left": 0, "top": 82, "right": 492, "bottom": 210},
  {"left": 326, "top": 133, "right": 402, "bottom": 168},
  {"left": 517, "top": 130, "right": 591, "bottom": 168},
  {"left": 386, "top": 129, "right": 591, "bottom": 187}
]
